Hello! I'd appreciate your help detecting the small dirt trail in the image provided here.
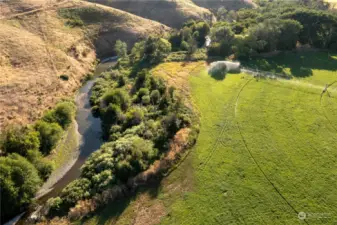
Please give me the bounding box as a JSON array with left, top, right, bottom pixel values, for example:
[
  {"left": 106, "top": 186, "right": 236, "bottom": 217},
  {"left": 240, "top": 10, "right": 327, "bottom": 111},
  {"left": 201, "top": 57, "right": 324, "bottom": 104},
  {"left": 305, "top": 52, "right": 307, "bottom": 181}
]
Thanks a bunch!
[{"left": 234, "top": 78, "right": 309, "bottom": 224}]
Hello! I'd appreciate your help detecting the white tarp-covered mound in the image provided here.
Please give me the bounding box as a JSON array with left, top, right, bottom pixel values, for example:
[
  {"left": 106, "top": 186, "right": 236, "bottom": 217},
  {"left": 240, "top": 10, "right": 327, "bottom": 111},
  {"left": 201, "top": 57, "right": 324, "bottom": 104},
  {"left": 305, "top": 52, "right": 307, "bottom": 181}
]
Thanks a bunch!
[{"left": 208, "top": 61, "right": 241, "bottom": 75}]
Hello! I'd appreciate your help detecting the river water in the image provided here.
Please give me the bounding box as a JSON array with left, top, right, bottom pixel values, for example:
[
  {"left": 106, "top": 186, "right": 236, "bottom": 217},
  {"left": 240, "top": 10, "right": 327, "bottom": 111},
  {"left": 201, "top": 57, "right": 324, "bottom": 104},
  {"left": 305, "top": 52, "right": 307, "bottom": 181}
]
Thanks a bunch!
[
  {"left": 38, "top": 59, "right": 117, "bottom": 202},
  {"left": 5, "top": 59, "right": 117, "bottom": 225}
]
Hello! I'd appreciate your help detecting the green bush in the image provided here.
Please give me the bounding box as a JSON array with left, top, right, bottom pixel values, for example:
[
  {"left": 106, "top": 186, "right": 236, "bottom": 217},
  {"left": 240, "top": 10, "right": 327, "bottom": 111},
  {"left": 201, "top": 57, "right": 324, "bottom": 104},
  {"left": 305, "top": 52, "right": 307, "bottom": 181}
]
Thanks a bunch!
[
  {"left": 103, "top": 89, "right": 130, "bottom": 111},
  {"left": 81, "top": 135, "right": 157, "bottom": 184},
  {"left": 0, "top": 154, "right": 42, "bottom": 221},
  {"left": 150, "top": 90, "right": 161, "bottom": 104},
  {"left": 27, "top": 149, "right": 54, "bottom": 180},
  {"left": 138, "top": 88, "right": 150, "bottom": 98},
  {"left": 126, "top": 107, "right": 145, "bottom": 126},
  {"left": 180, "top": 41, "right": 190, "bottom": 51},
  {"left": 60, "top": 178, "right": 91, "bottom": 206},
  {"left": 43, "top": 101, "right": 75, "bottom": 129},
  {"left": 2, "top": 126, "right": 40, "bottom": 156},
  {"left": 101, "top": 104, "right": 123, "bottom": 137},
  {"left": 47, "top": 197, "right": 64, "bottom": 216},
  {"left": 142, "top": 95, "right": 151, "bottom": 105},
  {"left": 35, "top": 121, "right": 63, "bottom": 155}
]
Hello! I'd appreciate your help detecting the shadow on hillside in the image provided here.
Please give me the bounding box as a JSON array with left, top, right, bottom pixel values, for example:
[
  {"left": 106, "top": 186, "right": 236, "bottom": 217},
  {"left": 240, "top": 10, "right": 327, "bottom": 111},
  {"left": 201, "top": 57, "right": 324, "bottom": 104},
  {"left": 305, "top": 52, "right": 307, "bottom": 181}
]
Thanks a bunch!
[
  {"left": 242, "top": 51, "right": 337, "bottom": 78},
  {"left": 79, "top": 178, "right": 163, "bottom": 225}
]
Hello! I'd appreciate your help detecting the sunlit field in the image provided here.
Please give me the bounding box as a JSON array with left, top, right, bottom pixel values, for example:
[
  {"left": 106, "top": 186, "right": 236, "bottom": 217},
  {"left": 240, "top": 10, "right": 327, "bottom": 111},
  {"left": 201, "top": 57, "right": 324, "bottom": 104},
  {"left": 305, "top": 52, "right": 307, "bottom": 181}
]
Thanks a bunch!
[{"left": 80, "top": 52, "right": 337, "bottom": 224}]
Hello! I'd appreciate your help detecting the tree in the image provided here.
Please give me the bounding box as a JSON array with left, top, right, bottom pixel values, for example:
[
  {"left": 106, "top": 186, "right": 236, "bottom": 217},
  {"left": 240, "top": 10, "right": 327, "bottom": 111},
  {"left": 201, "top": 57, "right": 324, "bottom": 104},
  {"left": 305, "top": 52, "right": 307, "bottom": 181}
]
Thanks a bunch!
[
  {"left": 61, "top": 178, "right": 91, "bottom": 206},
  {"left": 35, "top": 121, "right": 63, "bottom": 155},
  {"left": 130, "top": 41, "right": 145, "bottom": 63},
  {"left": 247, "top": 19, "right": 281, "bottom": 52},
  {"left": 144, "top": 37, "right": 172, "bottom": 64},
  {"left": 0, "top": 154, "right": 41, "bottom": 221},
  {"left": 216, "top": 7, "right": 228, "bottom": 21},
  {"left": 103, "top": 89, "right": 130, "bottom": 111},
  {"left": 2, "top": 126, "right": 40, "bottom": 156},
  {"left": 277, "top": 19, "right": 303, "bottom": 50},
  {"left": 209, "top": 24, "right": 235, "bottom": 57},
  {"left": 43, "top": 101, "right": 75, "bottom": 129},
  {"left": 282, "top": 9, "right": 337, "bottom": 48},
  {"left": 114, "top": 40, "right": 128, "bottom": 59}
]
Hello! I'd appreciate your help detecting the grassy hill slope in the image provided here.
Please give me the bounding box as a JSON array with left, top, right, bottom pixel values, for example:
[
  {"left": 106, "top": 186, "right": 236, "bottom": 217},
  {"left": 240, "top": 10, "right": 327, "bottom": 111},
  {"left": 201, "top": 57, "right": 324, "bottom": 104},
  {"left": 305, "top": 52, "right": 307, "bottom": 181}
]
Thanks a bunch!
[
  {"left": 0, "top": 0, "right": 169, "bottom": 131},
  {"left": 85, "top": 0, "right": 215, "bottom": 28}
]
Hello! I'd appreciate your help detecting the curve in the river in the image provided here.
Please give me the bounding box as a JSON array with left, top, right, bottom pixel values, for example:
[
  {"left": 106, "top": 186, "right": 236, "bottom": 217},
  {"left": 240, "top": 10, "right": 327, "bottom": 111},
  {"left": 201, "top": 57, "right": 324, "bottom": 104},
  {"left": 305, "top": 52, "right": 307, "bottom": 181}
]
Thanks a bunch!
[
  {"left": 5, "top": 59, "right": 117, "bottom": 225},
  {"left": 38, "top": 59, "right": 117, "bottom": 202}
]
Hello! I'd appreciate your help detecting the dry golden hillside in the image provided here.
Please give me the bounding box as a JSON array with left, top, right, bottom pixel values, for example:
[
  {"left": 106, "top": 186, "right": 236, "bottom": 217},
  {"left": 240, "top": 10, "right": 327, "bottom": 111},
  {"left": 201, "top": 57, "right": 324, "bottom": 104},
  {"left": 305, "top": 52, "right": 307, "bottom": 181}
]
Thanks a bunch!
[
  {"left": 85, "top": 0, "right": 215, "bottom": 28},
  {"left": 0, "top": 0, "right": 169, "bottom": 131}
]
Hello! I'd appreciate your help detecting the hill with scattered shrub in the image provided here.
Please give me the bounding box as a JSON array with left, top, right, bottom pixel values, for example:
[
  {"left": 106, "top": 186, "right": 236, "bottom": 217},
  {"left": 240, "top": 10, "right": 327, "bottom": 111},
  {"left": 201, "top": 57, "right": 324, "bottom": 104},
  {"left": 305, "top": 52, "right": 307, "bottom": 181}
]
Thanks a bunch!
[
  {"left": 0, "top": 0, "right": 169, "bottom": 131},
  {"left": 85, "top": 0, "right": 215, "bottom": 28}
]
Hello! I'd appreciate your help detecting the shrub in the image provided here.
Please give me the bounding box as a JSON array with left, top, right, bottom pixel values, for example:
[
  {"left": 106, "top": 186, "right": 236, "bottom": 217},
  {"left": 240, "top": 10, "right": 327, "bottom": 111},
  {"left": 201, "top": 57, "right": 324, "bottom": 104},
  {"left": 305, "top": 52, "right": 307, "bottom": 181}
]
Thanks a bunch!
[
  {"left": 142, "top": 95, "right": 151, "bottom": 105},
  {"left": 161, "top": 113, "right": 182, "bottom": 137},
  {"left": 126, "top": 107, "right": 144, "bottom": 126},
  {"left": 103, "top": 89, "right": 130, "bottom": 111},
  {"left": 59, "top": 74, "right": 69, "bottom": 81},
  {"left": 47, "top": 197, "right": 63, "bottom": 216},
  {"left": 134, "top": 69, "right": 150, "bottom": 90},
  {"left": 117, "top": 75, "right": 126, "bottom": 87},
  {"left": 61, "top": 178, "right": 92, "bottom": 207},
  {"left": 138, "top": 88, "right": 150, "bottom": 98},
  {"left": 101, "top": 104, "right": 123, "bottom": 137},
  {"left": 0, "top": 154, "right": 42, "bottom": 221},
  {"left": 27, "top": 149, "right": 54, "bottom": 180},
  {"left": 180, "top": 41, "right": 189, "bottom": 51},
  {"left": 35, "top": 121, "right": 63, "bottom": 155},
  {"left": 114, "top": 40, "right": 128, "bottom": 59},
  {"left": 43, "top": 101, "right": 75, "bottom": 129},
  {"left": 150, "top": 90, "right": 161, "bottom": 104},
  {"left": 2, "top": 126, "right": 40, "bottom": 156},
  {"left": 144, "top": 37, "right": 172, "bottom": 64}
]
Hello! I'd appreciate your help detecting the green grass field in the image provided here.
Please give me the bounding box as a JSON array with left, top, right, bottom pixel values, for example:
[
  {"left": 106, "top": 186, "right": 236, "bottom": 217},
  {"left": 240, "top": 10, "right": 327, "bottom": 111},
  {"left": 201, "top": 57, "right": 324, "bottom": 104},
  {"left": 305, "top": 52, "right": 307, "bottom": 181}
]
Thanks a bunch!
[{"left": 80, "top": 52, "right": 337, "bottom": 225}]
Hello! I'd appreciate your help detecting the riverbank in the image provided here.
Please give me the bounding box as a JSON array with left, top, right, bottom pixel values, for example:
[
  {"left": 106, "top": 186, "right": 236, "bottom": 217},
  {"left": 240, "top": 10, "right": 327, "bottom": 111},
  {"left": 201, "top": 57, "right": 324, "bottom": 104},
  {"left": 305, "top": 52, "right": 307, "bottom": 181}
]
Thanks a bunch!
[{"left": 36, "top": 120, "right": 81, "bottom": 198}]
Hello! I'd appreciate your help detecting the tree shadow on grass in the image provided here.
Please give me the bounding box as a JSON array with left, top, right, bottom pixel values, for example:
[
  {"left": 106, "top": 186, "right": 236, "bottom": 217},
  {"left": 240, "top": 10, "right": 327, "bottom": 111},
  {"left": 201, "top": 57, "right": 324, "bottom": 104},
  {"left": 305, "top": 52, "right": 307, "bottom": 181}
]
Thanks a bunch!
[
  {"left": 242, "top": 51, "right": 337, "bottom": 78},
  {"left": 78, "top": 177, "right": 163, "bottom": 225}
]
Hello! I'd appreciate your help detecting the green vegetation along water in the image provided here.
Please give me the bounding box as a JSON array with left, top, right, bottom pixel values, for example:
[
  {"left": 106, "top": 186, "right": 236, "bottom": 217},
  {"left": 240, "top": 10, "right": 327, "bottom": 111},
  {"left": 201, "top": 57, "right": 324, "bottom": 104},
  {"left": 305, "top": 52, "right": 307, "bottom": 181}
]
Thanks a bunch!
[{"left": 80, "top": 52, "right": 337, "bottom": 225}]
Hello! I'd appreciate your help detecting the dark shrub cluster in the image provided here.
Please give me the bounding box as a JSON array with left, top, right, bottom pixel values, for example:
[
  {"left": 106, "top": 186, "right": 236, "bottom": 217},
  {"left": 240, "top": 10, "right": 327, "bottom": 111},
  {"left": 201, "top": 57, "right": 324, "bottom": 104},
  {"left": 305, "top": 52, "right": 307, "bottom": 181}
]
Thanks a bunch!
[
  {"left": 0, "top": 101, "right": 76, "bottom": 221},
  {"left": 54, "top": 40, "right": 195, "bottom": 212}
]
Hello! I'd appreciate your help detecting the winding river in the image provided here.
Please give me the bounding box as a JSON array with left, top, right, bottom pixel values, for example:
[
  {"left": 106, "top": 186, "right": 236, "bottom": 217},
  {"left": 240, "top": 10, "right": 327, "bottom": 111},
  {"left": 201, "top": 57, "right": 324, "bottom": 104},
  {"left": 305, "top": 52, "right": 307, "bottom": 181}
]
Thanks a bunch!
[{"left": 6, "top": 58, "right": 117, "bottom": 225}]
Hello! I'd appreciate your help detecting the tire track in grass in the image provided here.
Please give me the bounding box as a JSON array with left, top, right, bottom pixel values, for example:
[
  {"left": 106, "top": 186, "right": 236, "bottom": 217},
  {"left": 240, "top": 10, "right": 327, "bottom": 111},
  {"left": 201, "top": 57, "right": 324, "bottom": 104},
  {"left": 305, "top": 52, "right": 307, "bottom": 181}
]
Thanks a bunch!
[
  {"left": 320, "top": 81, "right": 337, "bottom": 133},
  {"left": 234, "top": 78, "right": 309, "bottom": 225},
  {"left": 197, "top": 80, "right": 241, "bottom": 171}
]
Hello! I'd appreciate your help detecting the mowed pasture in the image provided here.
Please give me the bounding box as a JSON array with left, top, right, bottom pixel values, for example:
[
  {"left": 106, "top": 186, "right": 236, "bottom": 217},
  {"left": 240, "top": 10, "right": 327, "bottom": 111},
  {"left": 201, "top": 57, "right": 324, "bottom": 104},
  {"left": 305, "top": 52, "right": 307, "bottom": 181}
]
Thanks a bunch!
[{"left": 80, "top": 53, "right": 337, "bottom": 224}]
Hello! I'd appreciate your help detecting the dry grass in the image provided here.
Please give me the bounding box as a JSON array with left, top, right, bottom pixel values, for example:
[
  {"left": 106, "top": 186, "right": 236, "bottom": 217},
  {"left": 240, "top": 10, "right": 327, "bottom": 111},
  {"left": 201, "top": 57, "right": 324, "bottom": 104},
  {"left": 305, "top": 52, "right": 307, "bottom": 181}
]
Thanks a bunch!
[
  {"left": 70, "top": 0, "right": 171, "bottom": 57},
  {"left": 0, "top": 0, "right": 170, "bottom": 131},
  {"left": 85, "top": 0, "right": 215, "bottom": 28},
  {"left": 0, "top": 10, "right": 96, "bottom": 131},
  {"left": 151, "top": 61, "right": 205, "bottom": 108}
]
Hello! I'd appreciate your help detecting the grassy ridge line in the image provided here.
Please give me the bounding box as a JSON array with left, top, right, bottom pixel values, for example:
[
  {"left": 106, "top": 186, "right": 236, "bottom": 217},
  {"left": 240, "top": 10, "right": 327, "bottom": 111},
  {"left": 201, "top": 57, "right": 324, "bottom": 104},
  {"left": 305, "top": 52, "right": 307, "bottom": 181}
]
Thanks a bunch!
[{"left": 84, "top": 0, "right": 214, "bottom": 28}]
